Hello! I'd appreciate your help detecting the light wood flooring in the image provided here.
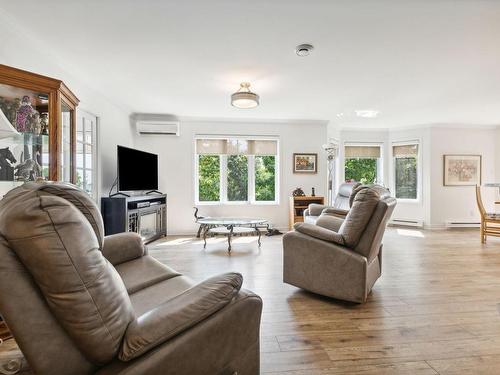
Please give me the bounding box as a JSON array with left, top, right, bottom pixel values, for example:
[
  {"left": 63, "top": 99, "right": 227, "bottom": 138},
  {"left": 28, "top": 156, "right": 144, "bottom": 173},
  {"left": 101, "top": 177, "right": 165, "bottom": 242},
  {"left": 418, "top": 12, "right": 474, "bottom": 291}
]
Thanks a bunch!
[{"left": 149, "top": 228, "right": 500, "bottom": 375}]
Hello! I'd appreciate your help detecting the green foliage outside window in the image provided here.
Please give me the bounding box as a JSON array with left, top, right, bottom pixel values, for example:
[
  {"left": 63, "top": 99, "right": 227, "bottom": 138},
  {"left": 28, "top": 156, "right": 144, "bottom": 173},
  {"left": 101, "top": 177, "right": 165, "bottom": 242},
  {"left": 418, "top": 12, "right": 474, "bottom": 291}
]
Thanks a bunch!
[
  {"left": 227, "top": 155, "right": 248, "bottom": 201},
  {"left": 255, "top": 156, "right": 275, "bottom": 201},
  {"left": 395, "top": 157, "right": 417, "bottom": 199},
  {"left": 344, "top": 158, "right": 377, "bottom": 184},
  {"left": 198, "top": 153, "right": 276, "bottom": 202},
  {"left": 198, "top": 155, "right": 220, "bottom": 201}
]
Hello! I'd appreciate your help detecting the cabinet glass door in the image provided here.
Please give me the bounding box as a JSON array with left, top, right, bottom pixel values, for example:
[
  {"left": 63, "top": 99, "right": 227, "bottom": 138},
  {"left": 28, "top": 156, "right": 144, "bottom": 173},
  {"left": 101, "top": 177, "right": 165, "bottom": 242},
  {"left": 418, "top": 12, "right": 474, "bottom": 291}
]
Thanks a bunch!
[
  {"left": 60, "top": 100, "right": 73, "bottom": 182},
  {"left": 0, "top": 84, "right": 50, "bottom": 193}
]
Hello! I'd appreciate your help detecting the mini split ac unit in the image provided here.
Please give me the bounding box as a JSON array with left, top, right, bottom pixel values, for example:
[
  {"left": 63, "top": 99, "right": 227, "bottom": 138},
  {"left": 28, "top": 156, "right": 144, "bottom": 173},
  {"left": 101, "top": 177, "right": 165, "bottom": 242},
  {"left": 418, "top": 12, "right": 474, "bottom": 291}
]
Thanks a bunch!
[{"left": 136, "top": 121, "right": 180, "bottom": 136}]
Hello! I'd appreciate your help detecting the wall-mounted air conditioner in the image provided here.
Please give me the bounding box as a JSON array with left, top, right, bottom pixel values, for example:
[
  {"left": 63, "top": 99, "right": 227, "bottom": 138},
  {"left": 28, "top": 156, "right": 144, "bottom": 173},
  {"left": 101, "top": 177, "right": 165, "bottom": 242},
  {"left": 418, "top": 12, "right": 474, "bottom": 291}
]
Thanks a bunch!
[{"left": 136, "top": 121, "right": 180, "bottom": 136}]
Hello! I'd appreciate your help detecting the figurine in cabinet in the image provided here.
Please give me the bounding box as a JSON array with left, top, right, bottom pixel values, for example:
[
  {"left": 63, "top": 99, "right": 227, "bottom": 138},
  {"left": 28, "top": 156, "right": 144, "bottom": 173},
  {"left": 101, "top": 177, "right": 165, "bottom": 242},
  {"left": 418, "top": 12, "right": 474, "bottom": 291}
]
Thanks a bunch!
[
  {"left": 15, "top": 96, "right": 37, "bottom": 132},
  {"left": 40, "top": 112, "right": 49, "bottom": 135},
  {"left": 14, "top": 157, "right": 42, "bottom": 181},
  {"left": 0, "top": 147, "right": 16, "bottom": 181}
]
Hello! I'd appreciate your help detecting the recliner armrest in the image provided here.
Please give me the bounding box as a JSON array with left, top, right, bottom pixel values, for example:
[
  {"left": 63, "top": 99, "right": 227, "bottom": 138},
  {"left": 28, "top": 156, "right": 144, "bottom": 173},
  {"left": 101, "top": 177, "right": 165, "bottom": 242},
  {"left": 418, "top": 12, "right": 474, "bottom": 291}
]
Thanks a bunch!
[
  {"left": 294, "top": 222, "right": 345, "bottom": 246},
  {"left": 119, "top": 272, "right": 243, "bottom": 361},
  {"left": 321, "top": 207, "right": 349, "bottom": 217},
  {"left": 306, "top": 203, "right": 329, "bottom": 216},
  {"left": 102, "top": 232, "right": 146, "bottom": 266}
]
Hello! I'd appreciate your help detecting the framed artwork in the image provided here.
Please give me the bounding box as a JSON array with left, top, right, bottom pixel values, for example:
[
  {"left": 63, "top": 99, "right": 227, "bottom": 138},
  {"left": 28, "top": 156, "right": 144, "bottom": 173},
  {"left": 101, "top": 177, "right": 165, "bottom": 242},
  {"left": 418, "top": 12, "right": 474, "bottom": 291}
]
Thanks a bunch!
[
  {"left": 443, "top": 154, "right": 481, "bottom": 186},
  {"left": 293, "top": 153, "right": 317, "bottom": 174}
]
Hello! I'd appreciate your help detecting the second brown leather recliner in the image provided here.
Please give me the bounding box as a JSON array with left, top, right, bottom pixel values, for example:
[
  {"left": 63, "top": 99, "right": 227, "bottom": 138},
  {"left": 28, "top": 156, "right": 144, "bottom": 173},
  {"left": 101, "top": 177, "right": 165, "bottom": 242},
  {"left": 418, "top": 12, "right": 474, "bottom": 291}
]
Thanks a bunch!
[
  {"left": 283, "top": 185, "right": 396, "bottom": 303},
  {"left": 0, "top": 182, "right": 262, "bottom": 375}
]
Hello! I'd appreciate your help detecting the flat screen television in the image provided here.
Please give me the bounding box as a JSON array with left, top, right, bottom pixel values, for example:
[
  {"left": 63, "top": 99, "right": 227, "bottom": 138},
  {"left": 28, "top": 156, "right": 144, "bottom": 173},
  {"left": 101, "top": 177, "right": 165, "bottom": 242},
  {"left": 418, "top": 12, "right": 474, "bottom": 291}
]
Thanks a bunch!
[{"left": 117, "top": 145, "right": 158, "bottom": 191}]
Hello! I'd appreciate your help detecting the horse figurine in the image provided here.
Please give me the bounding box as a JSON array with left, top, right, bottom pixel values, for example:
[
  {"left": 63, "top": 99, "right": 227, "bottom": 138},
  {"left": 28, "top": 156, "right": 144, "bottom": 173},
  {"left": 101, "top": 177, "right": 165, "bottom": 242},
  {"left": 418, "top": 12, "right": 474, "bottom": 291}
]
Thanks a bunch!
[
  {"left": 0, "top": 147, "right": 17, "bottom": 181},
  {"left": 14, "top": 158, "right": 42, "bottom": 181}
]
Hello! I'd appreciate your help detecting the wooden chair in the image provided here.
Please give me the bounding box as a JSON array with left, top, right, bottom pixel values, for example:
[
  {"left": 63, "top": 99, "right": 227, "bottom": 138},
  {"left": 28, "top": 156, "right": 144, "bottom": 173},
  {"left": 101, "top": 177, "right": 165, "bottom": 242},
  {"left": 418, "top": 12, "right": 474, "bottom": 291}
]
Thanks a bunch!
[{"left": 475, "top": 186, "right": 500, "bottom": 243}]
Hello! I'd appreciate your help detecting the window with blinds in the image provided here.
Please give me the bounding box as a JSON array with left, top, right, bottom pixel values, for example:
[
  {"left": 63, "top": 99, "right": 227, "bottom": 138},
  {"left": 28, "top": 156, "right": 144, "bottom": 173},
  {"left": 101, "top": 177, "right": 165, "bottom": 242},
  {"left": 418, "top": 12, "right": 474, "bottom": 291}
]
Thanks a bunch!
[
  {"left": 195, "top": 137, "right": 279, "bottom": 204},
  {"left": 344, "top": 144, "right": 382, "bottom": 184},
  {"left": 393, "top": 142, "right": 419, "bottom": 200}
]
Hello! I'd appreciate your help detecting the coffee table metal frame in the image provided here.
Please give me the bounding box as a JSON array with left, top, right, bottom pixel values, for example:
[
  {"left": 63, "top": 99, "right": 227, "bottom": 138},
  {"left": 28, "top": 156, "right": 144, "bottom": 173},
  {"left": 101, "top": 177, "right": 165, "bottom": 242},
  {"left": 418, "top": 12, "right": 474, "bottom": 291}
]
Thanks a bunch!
[{"left": 197, "top": 217, "right": 268, "bottom": 252}]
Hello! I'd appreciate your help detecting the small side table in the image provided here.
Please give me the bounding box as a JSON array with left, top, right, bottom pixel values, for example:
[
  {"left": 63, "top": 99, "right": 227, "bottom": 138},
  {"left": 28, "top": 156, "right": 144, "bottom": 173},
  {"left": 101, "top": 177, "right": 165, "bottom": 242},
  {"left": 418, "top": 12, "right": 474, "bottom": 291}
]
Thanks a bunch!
[{"left": 204, "top": 226, "right": 262, "bottom": 252}]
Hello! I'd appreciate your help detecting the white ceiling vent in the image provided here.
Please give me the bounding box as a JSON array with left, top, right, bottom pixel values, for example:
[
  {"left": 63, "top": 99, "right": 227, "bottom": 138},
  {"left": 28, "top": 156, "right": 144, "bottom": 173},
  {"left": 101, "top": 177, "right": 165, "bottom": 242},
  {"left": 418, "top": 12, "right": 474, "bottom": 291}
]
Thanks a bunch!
[{"left": 136, "top": 120, "right": 180, "bottom": 136}]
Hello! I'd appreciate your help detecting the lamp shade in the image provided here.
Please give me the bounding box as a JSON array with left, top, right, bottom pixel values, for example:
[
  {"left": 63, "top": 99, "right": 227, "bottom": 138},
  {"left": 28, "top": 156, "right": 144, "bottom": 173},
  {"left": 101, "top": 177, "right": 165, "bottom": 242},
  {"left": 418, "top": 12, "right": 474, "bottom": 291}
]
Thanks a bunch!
[
  {"left": 0, "top": 108, "right": 20, "bottom": 139},
  {"left": 231, "top": 82, "right": 259, "bottom": 109}
]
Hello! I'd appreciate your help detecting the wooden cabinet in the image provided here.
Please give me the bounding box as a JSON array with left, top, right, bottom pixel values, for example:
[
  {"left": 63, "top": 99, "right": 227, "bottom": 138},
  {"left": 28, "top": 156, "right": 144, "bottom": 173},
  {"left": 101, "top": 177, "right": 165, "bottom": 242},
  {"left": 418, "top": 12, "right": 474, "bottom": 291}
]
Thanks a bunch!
[
  {"left": 0, "top": 64, "right": 79, "bottom": 184},
  {"left": 289, "top": 196, "right": 325, "bottom": 229}
]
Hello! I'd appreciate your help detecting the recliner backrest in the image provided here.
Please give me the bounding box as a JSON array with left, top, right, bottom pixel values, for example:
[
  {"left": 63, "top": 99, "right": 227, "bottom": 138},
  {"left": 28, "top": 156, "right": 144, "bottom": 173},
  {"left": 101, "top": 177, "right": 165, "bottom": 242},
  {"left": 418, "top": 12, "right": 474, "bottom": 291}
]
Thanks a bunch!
[
  {"left": 354, "top": 195, "right": 396, "bottom": 261},
  {"left": 0, "top": 182, "right": 135, "bottom": 372},
  {"left": 333, "top": 182, "right": 361, "bottom": 210},
  {"left": 348, "top": 183, "right": 390, "bottom": 208},
  {"left": 338, "top": 187, "right": 381, "bottom": 248}
]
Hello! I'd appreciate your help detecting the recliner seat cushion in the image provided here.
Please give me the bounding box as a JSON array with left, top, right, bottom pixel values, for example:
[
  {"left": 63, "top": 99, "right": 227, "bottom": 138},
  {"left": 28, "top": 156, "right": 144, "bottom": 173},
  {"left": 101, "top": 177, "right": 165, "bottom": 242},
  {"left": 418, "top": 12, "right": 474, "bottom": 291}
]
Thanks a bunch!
[
  {"left": 0, "top": 182, "right": 135, "bottom": 365},
  {"left": 115, "top": 255, "right": 181, "bottom": 294}
]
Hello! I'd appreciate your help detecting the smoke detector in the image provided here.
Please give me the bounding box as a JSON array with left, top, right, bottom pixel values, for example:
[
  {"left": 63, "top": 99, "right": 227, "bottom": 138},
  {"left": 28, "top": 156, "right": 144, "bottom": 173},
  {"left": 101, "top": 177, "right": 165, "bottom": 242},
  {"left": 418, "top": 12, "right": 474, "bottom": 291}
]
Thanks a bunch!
[{"left": 295, "top": 44, "right": 314, "bottom": 57}]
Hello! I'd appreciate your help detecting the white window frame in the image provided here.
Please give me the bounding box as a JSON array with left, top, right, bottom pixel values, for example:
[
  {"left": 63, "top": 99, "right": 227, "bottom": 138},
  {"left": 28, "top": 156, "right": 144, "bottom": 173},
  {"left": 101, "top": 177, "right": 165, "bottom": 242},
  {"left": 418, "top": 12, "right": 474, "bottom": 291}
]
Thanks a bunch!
[
  {"left": 194, "top": 136, "right": 280, "bottom": 205},
  {"left": 343, "top": 142, "right": 384, "bottom": 185},
  {"left": 390, "top": 139, "right": 422, "bottom": 203},
  {"left": 76, "top": 109, "right": 99, "bottom": 201}
]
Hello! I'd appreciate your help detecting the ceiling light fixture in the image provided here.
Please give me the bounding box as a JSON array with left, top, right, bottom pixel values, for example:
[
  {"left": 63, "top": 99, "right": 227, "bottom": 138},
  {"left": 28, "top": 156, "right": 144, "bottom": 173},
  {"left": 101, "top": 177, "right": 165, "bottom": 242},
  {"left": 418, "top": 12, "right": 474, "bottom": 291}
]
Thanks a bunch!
[
  {"left": 355, "top": 110, "right": 380, "bottom": 118},
  {"left": 295, "top": 44, "right": 314, "bottom": 57},
  {"left": 231, "top": 82, "right": 259, "bottom": 109}
]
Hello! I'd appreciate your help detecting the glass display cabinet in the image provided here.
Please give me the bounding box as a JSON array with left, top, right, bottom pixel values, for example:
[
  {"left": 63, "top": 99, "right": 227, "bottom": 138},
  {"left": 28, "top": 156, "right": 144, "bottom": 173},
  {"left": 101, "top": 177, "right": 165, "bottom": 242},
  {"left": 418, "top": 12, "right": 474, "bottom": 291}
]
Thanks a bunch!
[{"left": 0, "top": 64, "right": 79, "bottom": 193}]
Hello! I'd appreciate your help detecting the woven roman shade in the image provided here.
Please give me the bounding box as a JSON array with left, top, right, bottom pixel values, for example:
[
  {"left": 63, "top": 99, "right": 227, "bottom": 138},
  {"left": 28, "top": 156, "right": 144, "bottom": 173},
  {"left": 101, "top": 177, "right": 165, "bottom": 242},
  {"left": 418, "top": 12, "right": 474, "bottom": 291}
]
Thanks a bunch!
[
  {"left": 393, "top": 144, "right": 418, "bottom": 158},
  {"left": 196, "top": 139, "right": 227, "bottom": 154},
  {"left": 345, "top": 145, "right": 381, "bottom": 158},
  {"left": 196, "top": 138, "right": 277, "bottom": 155},
  {"left": 248, "top": 140, "right": 277, "bottom": 155}
]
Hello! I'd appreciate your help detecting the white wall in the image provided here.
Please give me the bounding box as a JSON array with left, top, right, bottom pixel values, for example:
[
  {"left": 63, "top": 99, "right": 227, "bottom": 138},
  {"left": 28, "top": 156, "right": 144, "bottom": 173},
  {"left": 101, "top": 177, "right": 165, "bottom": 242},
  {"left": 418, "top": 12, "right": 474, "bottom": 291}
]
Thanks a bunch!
[
  {"left": 134, "top": 118, "right": 328, "bottom": 234},
  {"left": 338, "top": 125, "right": 499, "bottom": 228},
  {"left": 429, "top": 127, "right": 497, "bottom": 226},
  {"left": 0, "top": 12, "right": 134, "bottom": 198}
]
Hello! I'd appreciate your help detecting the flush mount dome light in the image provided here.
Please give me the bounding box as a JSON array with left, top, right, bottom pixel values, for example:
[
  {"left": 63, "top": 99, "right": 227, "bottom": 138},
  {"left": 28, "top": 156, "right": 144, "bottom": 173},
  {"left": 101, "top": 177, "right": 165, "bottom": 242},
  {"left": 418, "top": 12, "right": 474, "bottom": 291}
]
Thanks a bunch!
[
  {"left": 231, "top": 82, "right": 259, "bottom": 109},
  {"left": 295, "top": 43, "right": 314, "bottom": 57},
  {"left": 355, "top": 110, "right": 380, "bottom": 118}
]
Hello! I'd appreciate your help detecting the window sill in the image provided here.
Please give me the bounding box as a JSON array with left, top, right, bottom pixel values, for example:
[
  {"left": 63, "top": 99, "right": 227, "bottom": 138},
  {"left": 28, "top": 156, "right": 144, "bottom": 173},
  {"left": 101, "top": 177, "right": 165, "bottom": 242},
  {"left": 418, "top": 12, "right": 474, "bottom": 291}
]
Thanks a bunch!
[
  {"left": 396, "top": 198, "right": 421, "bottom": 204},
  {"left": 195, "top": 201, "right": 280, "bottom": 206}
]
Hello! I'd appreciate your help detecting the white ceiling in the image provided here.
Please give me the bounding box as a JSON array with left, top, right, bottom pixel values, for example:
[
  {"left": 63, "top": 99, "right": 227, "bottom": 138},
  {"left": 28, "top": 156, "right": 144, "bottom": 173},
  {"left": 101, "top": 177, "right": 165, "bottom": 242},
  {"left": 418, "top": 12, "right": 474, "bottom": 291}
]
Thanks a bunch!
[{"left": 1, "top": 0, "right": 500, "bottom": 129}]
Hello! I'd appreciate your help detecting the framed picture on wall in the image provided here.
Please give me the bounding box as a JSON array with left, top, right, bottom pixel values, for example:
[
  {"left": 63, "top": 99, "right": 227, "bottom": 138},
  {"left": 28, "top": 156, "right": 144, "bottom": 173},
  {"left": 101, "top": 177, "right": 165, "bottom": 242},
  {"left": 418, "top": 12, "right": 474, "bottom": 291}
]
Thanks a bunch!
[
  {"left": 443, "top": 154, "right": 481, "bottom": 186},
  {"left": 293, "top": 153, "right": 317, "bottom": 174}
]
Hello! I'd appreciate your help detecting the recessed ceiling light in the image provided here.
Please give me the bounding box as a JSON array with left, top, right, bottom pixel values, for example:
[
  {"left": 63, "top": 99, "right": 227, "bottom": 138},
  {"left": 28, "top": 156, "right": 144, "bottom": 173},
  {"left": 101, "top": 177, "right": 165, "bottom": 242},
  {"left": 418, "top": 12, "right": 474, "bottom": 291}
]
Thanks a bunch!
[
  {"left": 295, "top": 44, "right": 314, "bottom": 57},
  {"left": 231, "top": 82, "right": 259, "bottom": 109},
  {"left": 355, "top": 110, "right": 380, "bottom": 118}
]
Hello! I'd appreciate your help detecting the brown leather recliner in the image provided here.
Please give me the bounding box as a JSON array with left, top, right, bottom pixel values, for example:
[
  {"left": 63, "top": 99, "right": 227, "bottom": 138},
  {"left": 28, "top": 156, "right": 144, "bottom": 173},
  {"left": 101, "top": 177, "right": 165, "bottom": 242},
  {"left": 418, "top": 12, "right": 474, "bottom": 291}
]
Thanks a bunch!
[
  {"left": 303, "top": 182, "right": 361, "bottom": 224},
  {"left": 283, "top": 185, "right": 396, "bottom": 303},
  {"left": 0, "top": 182, "right": 262, "bottom": 375}
]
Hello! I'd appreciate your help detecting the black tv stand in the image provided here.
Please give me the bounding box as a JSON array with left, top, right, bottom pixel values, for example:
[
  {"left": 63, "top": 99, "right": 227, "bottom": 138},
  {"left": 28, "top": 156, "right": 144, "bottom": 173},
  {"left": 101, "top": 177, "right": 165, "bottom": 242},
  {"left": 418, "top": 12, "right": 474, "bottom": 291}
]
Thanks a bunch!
[
  {"left": 101, "top": 194, "right": 167, "bottom": 244},
  {"left": 109, "top": 191, "right": 131, "bottom": 198},
  {"left": 145, "top": 190, "right": 163, "bottom": 195}
]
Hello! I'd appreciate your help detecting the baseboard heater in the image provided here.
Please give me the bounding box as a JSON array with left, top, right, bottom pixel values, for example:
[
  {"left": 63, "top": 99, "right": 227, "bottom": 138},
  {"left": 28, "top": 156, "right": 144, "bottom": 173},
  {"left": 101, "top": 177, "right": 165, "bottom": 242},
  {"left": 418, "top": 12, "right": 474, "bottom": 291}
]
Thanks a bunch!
[
  {"left": 445, "top": 220, "right": 480, "bottom": 228},
  {"left": 389, "top": 219, "right": 424, "bottom": 228}
]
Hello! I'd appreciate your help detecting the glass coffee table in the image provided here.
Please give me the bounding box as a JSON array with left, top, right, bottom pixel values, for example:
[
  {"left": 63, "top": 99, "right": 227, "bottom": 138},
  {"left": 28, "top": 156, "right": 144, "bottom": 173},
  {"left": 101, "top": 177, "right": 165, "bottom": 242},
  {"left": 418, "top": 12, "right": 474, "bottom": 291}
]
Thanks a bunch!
[{"left": 197, "top": 217, "right": 268, "bottom": 252}]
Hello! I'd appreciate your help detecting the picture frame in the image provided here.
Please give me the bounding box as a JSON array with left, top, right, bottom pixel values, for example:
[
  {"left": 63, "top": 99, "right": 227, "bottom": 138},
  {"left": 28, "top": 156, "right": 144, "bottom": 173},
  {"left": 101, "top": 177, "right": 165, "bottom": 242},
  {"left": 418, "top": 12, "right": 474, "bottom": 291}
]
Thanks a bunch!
[
  {"left": 293, "top": 153, "right": 317, "bottom": 174},
  {"left": 443, "top": 154, "right": 481, "bottom": 186}
]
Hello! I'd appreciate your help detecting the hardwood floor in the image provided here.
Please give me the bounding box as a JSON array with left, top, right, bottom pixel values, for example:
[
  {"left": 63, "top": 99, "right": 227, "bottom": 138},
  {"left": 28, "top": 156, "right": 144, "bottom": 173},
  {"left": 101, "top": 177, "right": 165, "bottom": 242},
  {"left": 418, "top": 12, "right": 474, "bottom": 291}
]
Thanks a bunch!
[{"left": 149, "top": 228, "right": 500, "bottom": 374}]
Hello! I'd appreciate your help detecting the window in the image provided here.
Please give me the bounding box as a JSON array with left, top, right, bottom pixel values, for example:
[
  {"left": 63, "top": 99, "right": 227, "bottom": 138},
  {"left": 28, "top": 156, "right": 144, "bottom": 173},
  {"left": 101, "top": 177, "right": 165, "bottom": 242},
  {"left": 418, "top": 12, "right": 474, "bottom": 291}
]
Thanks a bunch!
[
  {"left": 76, "top": 110, "right": 98, "bottom": 199},
  {"left": 344, "top": 144, "right": 382, "bottom": 184},
  {"left": 195, "top": 137, "right": 278, "bottom": 204},
  {"left": 393, "top": 143, "right": 419, "bottom": 200}
]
